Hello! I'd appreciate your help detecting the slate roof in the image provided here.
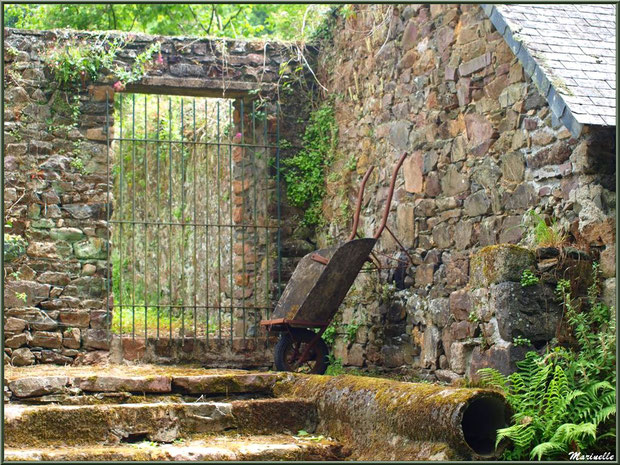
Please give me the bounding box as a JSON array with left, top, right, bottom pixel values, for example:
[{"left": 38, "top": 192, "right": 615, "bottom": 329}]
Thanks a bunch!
[{"left": 482, "top": 3, "right": 616, "bottom": 136}]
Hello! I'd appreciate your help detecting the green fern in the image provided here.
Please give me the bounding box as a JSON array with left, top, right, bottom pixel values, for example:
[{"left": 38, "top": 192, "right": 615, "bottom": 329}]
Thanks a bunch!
[{"left": 478, "top": 262, "right": 616, "bottom": 460}]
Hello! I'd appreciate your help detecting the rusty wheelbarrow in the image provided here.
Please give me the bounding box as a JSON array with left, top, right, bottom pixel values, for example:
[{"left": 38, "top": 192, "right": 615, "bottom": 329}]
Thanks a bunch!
[{"left": 261, "top": 153, "right": 409, "bottom": 374}]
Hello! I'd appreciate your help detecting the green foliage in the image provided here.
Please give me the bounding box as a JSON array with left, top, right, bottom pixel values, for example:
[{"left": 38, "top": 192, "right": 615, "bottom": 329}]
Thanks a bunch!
[
  {"left": 520, "top": 269, "right": 540, "bottom": 287},
  {"left": 70, "top": 157, "right": 86, "bottom": 174},
  {"left": 5, "top": 4, "right": 331, "bottom": 41},
  {"left": 345, "top": 322, "right": 360, "bottom": 344},
  {"left": 467, "top": 311, "right": 480, "bottom": 323},
  {"left": 15, "top": 292, "right": 27, "bottom": 304},
  {"left": 325, "top": 354, "right": 344, "bottom": 376},
  {"left": 44, "top": 35, "right": 161, "bottom": 89},
  {"left": 44, "top": 35, "right": 122, "bottom": 87},
  {"left": 512, "top": 335, "right": 532, "bottom": 347},
  {"left": 281, "top": 103, "right": 338, "bottom": 227},
  {"left": 321, "top": 322, "right": 337, "bottom": 346},
  {"left": 524, "top": 210, "right": 567, "bottom": 248},
  {"left": 478, "top": 263, "right": 616, "bottom": 460},
  {"left": 3, "top": 233, "right": 28, "bottom": 262}
]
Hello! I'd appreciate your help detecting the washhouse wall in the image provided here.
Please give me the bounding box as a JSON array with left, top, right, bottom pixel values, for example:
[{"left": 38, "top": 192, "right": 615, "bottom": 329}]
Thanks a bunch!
[{"left": 312, "top": 4, "right": 615, "bottom": 380}]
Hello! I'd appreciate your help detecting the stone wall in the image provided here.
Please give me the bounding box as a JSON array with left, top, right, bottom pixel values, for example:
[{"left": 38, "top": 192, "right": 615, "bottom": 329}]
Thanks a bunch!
[
  {"left": 3, "top": 28, "right": 309, "bottom": 366},
  {"left": 313, "top": 4, "right": 615, "bottom": 380}
]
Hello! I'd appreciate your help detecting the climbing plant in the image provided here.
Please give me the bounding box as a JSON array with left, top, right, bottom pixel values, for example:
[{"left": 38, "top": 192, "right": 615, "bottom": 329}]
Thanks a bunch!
[{"left": 281, "top": 102, "right": 338, "bottom": 226}]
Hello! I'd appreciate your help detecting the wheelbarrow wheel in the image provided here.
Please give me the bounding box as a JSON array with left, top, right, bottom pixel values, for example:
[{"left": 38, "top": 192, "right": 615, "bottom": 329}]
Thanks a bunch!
[{"left": 274, "top": 329, "right": 329, "bottom": 375}]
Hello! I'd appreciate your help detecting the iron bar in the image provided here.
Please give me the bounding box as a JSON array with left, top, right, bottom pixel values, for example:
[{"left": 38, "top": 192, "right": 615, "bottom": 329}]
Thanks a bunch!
[
  {"left": 252, "top": 101, "right": 258, "bottom": 337},
  {"left": 217, "top": 101, "right": 222, "bottom": 343},
  {"left": 156, "top": 96, "right": 161, "bottom": 339},
  {"left": 105, "top": 91, "right": 111, "bottom": 342},
  {"left": 168, "top": 97, "right": 173, "bottom": 342},
  {"left": 109, "top": 137, "right": 281, "bottom": 150},
  {"left": 193, "top": 98, "right": 198, "bottom": 342},
  {"left": 205, "top": 99, "right": 210, "bottom": 343},
  {"left": 229, "top": 100, "right": 234, "bottom": 345},
  {"left": 276, "top": 102, "right": 282, "bottom": 300},
  {"left": 180, "top": 98, "right": 186, "bottom": 341},
  {"left": 131, "top": 94, "right": 136, "bottom": 339},
  {"left": 143, "top": 94, "right": 148, "bottom": 340},
  {"left": 240, "top": 100, "right": 246, "bottom": 341},
  {"left": 118, "top": 94, "right": 124, "bottom": 338}
]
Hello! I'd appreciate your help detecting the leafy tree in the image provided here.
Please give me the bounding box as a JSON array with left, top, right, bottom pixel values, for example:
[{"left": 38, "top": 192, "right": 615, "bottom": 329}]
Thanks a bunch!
[{"left": 4, "top": 3, "right": 331, "bottom": 40}]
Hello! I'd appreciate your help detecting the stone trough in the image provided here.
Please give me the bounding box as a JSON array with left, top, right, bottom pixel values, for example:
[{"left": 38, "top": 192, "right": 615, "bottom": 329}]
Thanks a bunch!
[{"left": 4, "top": 366, "right": 510, "bottom": 460}]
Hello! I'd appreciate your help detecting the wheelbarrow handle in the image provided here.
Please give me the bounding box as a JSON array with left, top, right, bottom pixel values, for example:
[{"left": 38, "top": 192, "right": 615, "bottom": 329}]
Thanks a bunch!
[
  {"left": 374, "top": 152, "right": 408, "bottom": 239},
  {"left": 347, "top": 165, "right": 375, "bottom": 241}
]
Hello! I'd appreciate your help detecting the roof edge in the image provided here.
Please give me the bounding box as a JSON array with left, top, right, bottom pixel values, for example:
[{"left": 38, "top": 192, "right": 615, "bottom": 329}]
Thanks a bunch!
[{"left": 481, "top": 4, "right": 585, "bottom": 138}]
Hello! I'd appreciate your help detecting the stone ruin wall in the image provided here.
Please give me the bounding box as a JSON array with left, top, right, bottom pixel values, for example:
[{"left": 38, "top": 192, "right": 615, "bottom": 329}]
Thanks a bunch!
[
  {"left": 314, "top": 4, "right": 615, "bottom": 381},
  {"left": 2, "top": 4, "right": 616, "bottom": 379},
  {"left": 2, "top": 28, "right": 310, "bottom": 366}
]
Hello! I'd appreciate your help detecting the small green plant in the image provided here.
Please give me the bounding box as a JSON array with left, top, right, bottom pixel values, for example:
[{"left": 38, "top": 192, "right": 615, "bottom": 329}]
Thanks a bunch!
[
  {"left": 70, "top": 157, "right": 86, "bottom": 174},
  {"left": 281, "top": 102, "right": 338, "bottom": 227},
  {"left": 345, "top": 322, "right": 360, "bottom": 344},
  {"left": 345, "top": 154, "right": 357, "bottom": 172},
  {"left": 524, "top": 210, "right": 567, "bottom": 248},
  {"left": 10, "top": 271, "right": 21, "bottom": 279},
  {"left": 321, "top": 322, "right": 337, "bottom": 346},
  {"left": 520, "top": 269, "right": 540, "bottom": 287},
  {"left": 325, "top": 354, "right": 344, "bottom": 376},
  {"left": 15, "top": 292, "right": 27, "bottom": 304},
  {"left": 512, "top": 335, "right": 531, "bottom": 347},
  {"left": 468, "top": 311, "right": 480, "bottom": 323}
]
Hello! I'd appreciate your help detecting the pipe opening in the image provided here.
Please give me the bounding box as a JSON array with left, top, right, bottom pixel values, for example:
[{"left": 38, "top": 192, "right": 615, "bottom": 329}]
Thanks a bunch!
[{"left": 461, "top": 396, "right": 510, "bottom": 456}]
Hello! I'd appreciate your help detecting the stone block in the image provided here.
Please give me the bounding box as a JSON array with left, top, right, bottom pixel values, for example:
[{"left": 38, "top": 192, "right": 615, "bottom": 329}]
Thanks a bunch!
[
  {"left": 500, "top": 151, "right": 525, "bottom": 182},
  {"left": 490, "top": 282, "right": 561, "bottom": 343},
  {"left": 469, "top": 244, "right": 535, "bottom": 288},
  {"left": 421, "top": 325, "right": 440, "bottom": 369},
  {"left": 458, "top": 52, "right": 492, "bottom": 76},
  {"left": 11, "top": 347, "right": 35, "bottom": 366},
  {"left": 62, "top": 328, "right": 81, "bottom": 349},
  {"left": 59, "top": 310, "right": 90, "bottom": 328},
  {"left": 6, "top": 333, "right": 29, "bottom": 348},
  {"left": 403, "top": 151, "right": 423, "bottom": 193},
  {"left": 31, "top": 330, "right": 63, "bottom": 349},
  {"left": 8, "top": 376, "right": 69, "bottom": 398},
  {"left": 469, "top": 344, "right": 529, "bottom": 380},
  {"left": 74, "top": 375, "right": 171, "bottom": 393},
  {"left": 83, "top": 328, "right": 110, "bottom": 350},
  {"left": 440, "top": 165, "right": 469, "bottom": 196},
  {"left": 5, "top": 317, "right": 27, "bottom": 333},
  {"left": 464, "top": 190, "right": 491, "bottom": 217},
  {"left": 449, "top": 341, "right": 472, "bottom": 374},
  {"left": 4, "top": 280, "right": 50, "bottom": 307},
  {"left": 449, "top": 289, "right": 471, "bottom": 321}
]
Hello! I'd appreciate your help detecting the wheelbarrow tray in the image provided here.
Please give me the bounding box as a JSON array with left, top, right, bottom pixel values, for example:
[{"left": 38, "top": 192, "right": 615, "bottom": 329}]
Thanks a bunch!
[{"left": 263, "top": 238, "right": 376, "bottom": 328}]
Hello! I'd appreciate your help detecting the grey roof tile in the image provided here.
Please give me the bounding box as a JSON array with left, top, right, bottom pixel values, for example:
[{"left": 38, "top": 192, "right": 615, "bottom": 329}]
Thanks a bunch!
[{"left": 485, "top": 3, "right": 616, "bottom": 132}]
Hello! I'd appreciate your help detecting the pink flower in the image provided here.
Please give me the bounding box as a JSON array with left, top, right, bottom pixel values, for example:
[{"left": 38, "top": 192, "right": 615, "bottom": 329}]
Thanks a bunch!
[
  {"left": 113, "top": 81, "right": 125, "bottom": 92},
  {"left": 156, "top": 53, "right": 164, "bottom": 65}
]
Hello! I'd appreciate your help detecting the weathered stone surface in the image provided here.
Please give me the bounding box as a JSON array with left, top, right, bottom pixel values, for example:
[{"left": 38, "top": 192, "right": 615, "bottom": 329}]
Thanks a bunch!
[
  {"left": 5, "top": 317, "right": 28, "bottom": 333},
  {"left": 465, "top": 113, "right": 495, "bottom": 148},
  {"left": 469, "top": 344, "right": 529, "bottom": 380},
  {"left": 6, "top": 333, "right": 29, "bottom": 348},
  {"left": 82, "top": 328, "right": 110, "bottom": 350},
  {"left": 458, "top": 52, "right": 492, "bottom": 77},
  {"left": 449, "top": 289, "right": 471, "bottom": 321},
  {"left": 440, "top": 165, "right": 469, "bottom": 196},
  {"left": 4, "top": 280, "right": 50, "bottom": 307},
  {"left": 528, "top": 141, "right": 571, "bottom": 168},
  {"left": 73, "top": 237, "right": 107, "bottom": 259},
  {"left": 600, "top": 245, "right": 615, "bottom": 278},
  {"left": 8, "top": 376, "right": 69, "bottom": 398},
  {"left": 490, "top": 282, "right": 561, "bottom": 343},
  {"left": 403, "top": 151, "right": 424, "bottom": 193},
  {"left": 449, "top": 342, "right": 471, "bottom": 374},
  {"left": 421, "top": 325, "right": 440, "bottom": 368},
  {"left": 415, "top": 264, "right": 435, "bottom": 287},
  {"left": 428, "top": 298, "right": 450, "bottom": 327},
  {"left": 31, "top": 331, "right": 63, "bottom": 349},
  {"left": 74, "top": 375, "right": 172, "bottom": 393},
  {"left": 504, "top": 183, "right": 537, "bottom": 210},
  {"left": 173, "top": 373, "right": 282, "bottom": 394},
  {"left": 11, "top": 347, "right": 35, "bottom": 366},
  {"left": 63, "top": 328, "right": 81, "bottom": 349},
  {"left": 469, "top": 244, "right": 535, "bottom": 288},
  {"left": 37, "top": 272, "right": 71, "bottom": 286},
  {"left": 500, "top": 152, "right": 525, "bottom": 182},
  {"left": 59, "top": 310, "right": 91, "bottom": 328},
  {"left": 388, "top": 120, "right": 411, "bottom": 150},
  {"left": 49, "top": 228, "right": 85, "bottom": 242},
  {"left": 464, "top": 190, "right": 491, "bottom": 217}
]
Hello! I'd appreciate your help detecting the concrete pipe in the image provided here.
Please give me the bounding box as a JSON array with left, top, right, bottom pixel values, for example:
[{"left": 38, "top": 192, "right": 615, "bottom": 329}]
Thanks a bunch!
[{"left": 274, "top": 374, "right": 511, "bottom": 460}]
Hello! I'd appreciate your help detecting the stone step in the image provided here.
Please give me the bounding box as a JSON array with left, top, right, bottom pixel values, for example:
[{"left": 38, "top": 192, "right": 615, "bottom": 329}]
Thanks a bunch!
[
  {"left": 4, "top": 398, "right": 316, "bottom": 447},
  {"left": 4, "top": 434, "right": 349, "bottom": 461},
  {"left": 5, "top": 371, "right": 289, "bottom": 402}
]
